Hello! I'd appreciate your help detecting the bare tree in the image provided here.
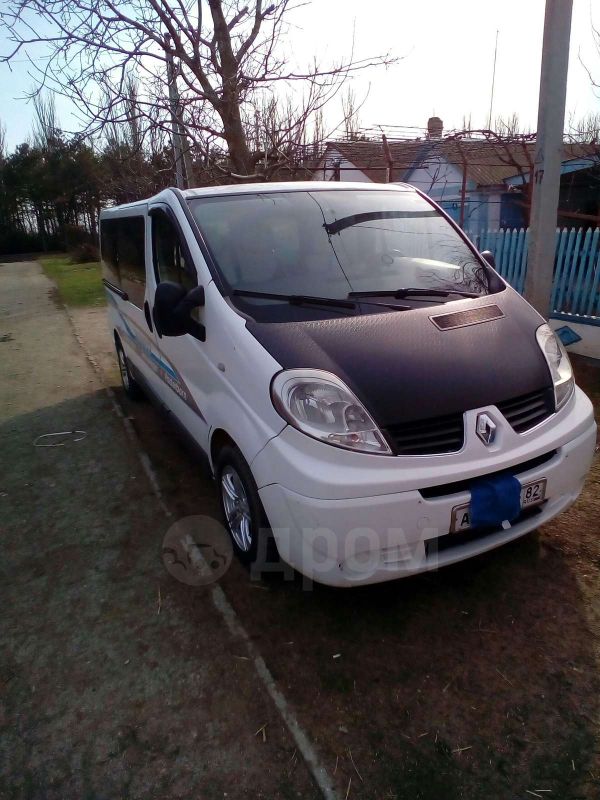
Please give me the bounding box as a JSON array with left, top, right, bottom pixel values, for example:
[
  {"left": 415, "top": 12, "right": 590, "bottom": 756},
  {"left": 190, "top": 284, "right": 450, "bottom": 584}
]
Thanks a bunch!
[
  {"left": 1, "top": 0, "right": 396, "bottom": 182},
  {"left": 445, "top": 127, "right": 536, "bottom": 227},
  {"left": 32, "top": 91, "right": 60, "bottom": 148},
  {"left": 494, "top": 113, "right": 529, "bottom": 137},
  {"left": 567, "top": 112, "right": 600, "bottom": 143},
  {"left": 311, "top": 107, "right": 325, "bottom": 157},
  {"left": 342, "top": 87, "right": 361, "bottom": 140},
  {"left": 579, "top": 5, "right": 599, "bottom": 96}
]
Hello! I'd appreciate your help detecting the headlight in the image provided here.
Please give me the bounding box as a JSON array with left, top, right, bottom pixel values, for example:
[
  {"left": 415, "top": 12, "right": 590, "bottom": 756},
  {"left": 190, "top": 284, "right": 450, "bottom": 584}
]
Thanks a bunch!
[
  {"left": 536, "top": 323, "right": 574, "bottom": 410},
  {"left": 271, "top": 369, "right": 392, "bottom": 455}
]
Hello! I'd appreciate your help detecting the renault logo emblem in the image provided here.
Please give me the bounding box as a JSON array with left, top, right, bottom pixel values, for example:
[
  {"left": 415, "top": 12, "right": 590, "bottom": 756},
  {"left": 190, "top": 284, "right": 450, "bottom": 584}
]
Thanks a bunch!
[{"left": 476, "top": 412, "right": 497, "bottom": 446}]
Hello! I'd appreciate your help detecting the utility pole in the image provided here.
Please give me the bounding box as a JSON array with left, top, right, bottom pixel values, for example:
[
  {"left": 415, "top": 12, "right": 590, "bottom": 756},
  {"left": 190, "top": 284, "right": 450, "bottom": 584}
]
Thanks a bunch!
[
  {"left": 524, "top": 0, "right": 573, "bottom": 317},
  {"left": 165, "top": 33, "right": 195, "bottom": 189}
]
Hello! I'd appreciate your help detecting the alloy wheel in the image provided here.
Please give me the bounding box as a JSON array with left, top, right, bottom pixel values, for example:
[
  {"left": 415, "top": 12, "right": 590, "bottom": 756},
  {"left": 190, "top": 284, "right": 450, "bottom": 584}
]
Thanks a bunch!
[{"left": 221, "top": 465, "right": 253, "bottom": 552}]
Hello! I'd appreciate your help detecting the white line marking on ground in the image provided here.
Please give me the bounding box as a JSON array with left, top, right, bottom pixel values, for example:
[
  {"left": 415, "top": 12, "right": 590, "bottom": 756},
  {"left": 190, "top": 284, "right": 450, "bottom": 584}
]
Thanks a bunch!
[
  {"left": 211, "top": 585, "right": 338, "bottom": 799},
  {"left": 64, "top": 302, "right": 339, "bottom": 800}
]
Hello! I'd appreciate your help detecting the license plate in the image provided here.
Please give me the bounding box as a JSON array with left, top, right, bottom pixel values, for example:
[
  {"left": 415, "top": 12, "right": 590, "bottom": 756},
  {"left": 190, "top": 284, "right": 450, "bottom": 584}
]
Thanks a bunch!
[{"left": 450, "top": 478, "right": 547, "bottom": 533}]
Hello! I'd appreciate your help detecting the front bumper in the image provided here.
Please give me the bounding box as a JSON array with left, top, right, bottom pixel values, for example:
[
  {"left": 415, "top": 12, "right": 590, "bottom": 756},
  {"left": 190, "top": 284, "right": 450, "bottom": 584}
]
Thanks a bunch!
[{"left": 253, "top": 387, "right": 597, "bottom": 587}]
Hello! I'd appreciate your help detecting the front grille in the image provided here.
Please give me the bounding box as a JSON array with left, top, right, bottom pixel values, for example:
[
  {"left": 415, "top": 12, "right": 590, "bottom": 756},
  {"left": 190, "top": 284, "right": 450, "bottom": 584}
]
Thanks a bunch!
[
  {"left": 497, "top": 388, "right": 555, "bottom": 433},
  {"left": 386, "top": 413, "right": 464, "bottom": 455},
  {"left": 385, "top": 387, "right": 554, "bottom": 456}
]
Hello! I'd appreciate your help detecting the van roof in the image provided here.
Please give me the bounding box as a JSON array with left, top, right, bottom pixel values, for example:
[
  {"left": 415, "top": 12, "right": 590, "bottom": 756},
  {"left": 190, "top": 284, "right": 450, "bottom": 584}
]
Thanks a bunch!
[
  {"left": 99, "top": 180, "right": 416, "bottom": 216},
  {"left": 182, "top": 180, "right": 415, "bottom": 199}
]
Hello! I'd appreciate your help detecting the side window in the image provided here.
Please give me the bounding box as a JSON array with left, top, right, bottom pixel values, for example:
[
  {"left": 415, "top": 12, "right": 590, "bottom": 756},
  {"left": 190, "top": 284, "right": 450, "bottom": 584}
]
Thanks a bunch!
[
  {"left": 153, "top": 212, "right": 198, "bottom": 292},
  {"left": 100, "top": 219, "right": 120, "bottom": 287},
  {"left": 118, "top": 217, "right": 146, "bottom": 309}
]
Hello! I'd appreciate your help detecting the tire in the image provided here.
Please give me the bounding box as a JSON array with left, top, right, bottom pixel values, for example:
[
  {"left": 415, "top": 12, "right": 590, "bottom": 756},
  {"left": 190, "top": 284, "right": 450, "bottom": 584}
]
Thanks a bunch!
[
  {"left": 116, "top": 339, "right": 143, "bottom": 400},
  {"left": 215, "top": 444, "right": 278, "bottom": 569}
]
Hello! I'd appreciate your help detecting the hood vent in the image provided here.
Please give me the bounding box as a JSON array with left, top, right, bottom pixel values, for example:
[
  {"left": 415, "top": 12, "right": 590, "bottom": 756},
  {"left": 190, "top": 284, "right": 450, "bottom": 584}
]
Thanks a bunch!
[{"left": 431, "top": 304, "right": 504, "bottom": 331}]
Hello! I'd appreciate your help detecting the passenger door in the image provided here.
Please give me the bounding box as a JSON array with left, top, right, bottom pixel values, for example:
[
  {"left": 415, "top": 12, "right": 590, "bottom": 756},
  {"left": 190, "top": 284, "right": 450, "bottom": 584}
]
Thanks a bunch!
[{"left": 148, "top": 205, "right": 211, "bottom": 451}]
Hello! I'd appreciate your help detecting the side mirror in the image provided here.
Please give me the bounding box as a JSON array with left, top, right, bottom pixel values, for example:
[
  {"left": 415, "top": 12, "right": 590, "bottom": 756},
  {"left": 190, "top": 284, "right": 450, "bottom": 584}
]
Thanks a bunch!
[
  {"left": 153, "top": 281, "right": 206, "bottom": 341},
  {"left": 481, "top": 250, "right": 496, "bottom": 269}
]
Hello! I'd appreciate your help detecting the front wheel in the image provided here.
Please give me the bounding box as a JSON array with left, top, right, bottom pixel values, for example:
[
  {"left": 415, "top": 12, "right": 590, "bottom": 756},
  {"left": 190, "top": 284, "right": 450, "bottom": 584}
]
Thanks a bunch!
[{"left": 215, "top": 444, "right": 278, "bottom": 568}]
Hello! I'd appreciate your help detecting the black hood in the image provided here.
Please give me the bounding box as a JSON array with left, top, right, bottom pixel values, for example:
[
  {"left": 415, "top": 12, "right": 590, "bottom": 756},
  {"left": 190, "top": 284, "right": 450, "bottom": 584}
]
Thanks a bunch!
[{"left": 246, "top": 288, "right": 553, "bottom": 428}]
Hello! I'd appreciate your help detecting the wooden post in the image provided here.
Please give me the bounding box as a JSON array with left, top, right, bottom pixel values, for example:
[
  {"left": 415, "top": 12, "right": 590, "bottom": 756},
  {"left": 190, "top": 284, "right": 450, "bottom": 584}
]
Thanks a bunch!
[{"left": 382, "top": 134, "right": 393, "bottom": 183}]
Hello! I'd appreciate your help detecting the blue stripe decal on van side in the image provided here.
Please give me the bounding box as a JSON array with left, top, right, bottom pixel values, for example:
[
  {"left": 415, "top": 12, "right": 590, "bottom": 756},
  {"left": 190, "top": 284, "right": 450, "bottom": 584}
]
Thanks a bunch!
[
  {"left": 149, "top": 350, "right": 179, "bottom": 381},
  {"left": 105, "top": 289, "right": 205, "bottom": 421},
  {"left": 121, "top": 314, "right": 137, "bottom": 343}
]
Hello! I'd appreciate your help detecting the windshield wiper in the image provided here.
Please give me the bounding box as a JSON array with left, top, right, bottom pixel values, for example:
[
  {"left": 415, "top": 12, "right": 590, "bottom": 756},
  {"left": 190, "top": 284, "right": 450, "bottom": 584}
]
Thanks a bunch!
[
  {"left": 348, "top": 287, "right": 480, "bottom": 299},
  {"left": 232, "top": 289, "right": 412, "bottom": 313},
  {"left": 232, "top": 289, "right": 357, "bottom": 310}
]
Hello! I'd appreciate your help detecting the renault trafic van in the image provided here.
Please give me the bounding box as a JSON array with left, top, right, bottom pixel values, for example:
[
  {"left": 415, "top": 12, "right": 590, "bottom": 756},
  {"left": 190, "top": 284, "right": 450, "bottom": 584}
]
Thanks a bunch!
[{"left": 101, "top": 182, "right": 596, "bottom": 587}]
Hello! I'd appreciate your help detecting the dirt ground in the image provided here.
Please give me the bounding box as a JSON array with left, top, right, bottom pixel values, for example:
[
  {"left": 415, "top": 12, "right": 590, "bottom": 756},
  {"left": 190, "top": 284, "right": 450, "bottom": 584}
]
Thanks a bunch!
[{"left": 2, "top": 260, "right": 600, "bottom": 800}]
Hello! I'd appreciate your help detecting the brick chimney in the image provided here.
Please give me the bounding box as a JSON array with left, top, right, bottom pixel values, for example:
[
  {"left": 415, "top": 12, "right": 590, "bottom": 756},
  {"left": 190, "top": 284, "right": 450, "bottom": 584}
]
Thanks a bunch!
[{"left": 427, "top": 117, "right": 443, "bottom": 139}]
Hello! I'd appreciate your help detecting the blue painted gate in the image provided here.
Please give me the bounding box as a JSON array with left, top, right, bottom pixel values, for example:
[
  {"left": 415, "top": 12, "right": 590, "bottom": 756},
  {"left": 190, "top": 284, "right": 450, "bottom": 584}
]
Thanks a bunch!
[{"left": 466, "top": 227, "right": 600, "bottom": 325}]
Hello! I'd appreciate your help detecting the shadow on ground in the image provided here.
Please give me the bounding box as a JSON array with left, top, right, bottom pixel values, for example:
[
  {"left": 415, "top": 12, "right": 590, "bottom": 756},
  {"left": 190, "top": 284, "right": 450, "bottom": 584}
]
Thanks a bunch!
[{"left": 0, "top": 391, "right": 319, "bottom": 800}]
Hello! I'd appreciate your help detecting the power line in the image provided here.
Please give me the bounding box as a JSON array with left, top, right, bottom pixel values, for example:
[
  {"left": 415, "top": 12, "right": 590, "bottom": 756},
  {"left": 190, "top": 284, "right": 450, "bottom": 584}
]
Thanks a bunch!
[
  {"left": 314, "top": 162, "right": 567, "bottom": 171},
  {"left": 487, "top": 30, "right": 500, "bottom": 129}
]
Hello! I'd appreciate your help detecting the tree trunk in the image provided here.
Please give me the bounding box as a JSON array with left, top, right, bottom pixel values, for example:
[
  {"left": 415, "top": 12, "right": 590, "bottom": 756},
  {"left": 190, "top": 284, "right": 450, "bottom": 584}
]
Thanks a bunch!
[
  {"left": 207, "top": 0, "right": 254, "bottom": 176},
  {"left": 34, "top": 206, "right": 47, "bottom": 251},
  {"left": 219, "top": 101, "right": 253, "bottom": 175}
]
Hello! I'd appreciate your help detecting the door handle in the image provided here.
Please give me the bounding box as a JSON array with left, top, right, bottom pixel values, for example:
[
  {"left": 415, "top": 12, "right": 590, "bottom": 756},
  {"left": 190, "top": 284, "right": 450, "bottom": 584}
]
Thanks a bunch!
[{"left": 144, "top": 300, "right": 153, "bottom": 332}]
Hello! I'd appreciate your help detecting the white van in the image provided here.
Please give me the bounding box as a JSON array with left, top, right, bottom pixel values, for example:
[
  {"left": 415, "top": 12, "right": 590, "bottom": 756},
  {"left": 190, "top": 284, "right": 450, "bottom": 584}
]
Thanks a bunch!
[{"left": 101, "top": 182, "right": 596, "bottom": 587}]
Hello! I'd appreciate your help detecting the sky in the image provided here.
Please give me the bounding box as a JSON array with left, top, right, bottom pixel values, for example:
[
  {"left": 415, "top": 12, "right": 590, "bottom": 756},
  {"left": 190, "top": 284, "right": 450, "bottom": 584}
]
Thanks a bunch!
[{"left": 0, "top": 0, "right": 598, "bottom": 150}]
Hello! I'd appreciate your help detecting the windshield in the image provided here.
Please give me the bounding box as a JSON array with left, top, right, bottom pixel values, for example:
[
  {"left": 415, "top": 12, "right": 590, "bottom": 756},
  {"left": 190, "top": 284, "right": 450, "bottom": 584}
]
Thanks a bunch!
[{"left": 188, "top": 190, "right": 490, "bottom": 299}]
